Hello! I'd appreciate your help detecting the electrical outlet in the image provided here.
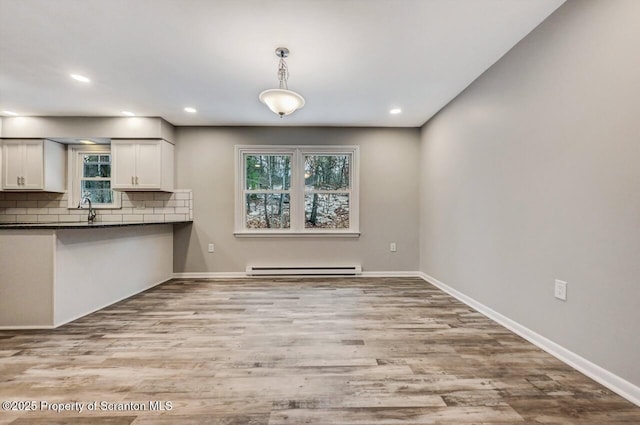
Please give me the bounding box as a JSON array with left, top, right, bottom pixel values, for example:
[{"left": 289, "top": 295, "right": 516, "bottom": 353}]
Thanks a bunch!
[
  {"left": 390, "top": 242, "right": 397, "bottom": 252},
  {"left": 554, "top": 279, "right": 567, "bottom": 301},
  {"left": 207, "top": 243, "right": 215, "bottom": 253}
]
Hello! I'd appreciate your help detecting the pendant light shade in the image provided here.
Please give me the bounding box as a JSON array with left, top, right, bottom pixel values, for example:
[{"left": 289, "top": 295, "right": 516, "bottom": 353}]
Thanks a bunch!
[
  {"left": 259, "top": 89, "right": 305, "bottom": 117},
  {"left": 259, "top": 47, "right": 305, "bottom": 117}
]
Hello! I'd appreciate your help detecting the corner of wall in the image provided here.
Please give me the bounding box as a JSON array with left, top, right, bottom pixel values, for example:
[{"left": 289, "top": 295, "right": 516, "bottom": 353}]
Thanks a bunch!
[{"left": 160, "top": 118, "right": 177, "bottom": 144}]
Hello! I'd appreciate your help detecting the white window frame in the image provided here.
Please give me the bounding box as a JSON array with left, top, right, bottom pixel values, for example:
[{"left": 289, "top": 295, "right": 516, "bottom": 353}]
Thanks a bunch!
[
  {"left": 235, "top": 145, "right": 359, "bottom": 237},
  {"left": 67, "top": 145, "right": 121, "bottom": 209}
]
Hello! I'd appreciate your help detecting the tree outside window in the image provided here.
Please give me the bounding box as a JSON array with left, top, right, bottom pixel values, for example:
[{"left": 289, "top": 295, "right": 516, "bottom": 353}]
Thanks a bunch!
[
  {"left": 81, "top": 154, "right": 113, "bottom": 204},
  {"left": 304, "top": 155, "right": 350, "bottom": 229},
  {"left": 244, "top": 154, "right": 291, "bottom": 229}
]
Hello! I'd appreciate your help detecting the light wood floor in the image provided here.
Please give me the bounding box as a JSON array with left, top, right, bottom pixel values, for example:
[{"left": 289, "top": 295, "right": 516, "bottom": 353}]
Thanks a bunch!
[{"left": 1, "top": 277, "right": 638, "bottom": 424}]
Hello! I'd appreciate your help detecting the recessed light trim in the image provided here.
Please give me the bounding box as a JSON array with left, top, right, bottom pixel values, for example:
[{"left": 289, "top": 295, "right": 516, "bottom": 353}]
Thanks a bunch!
[
  {"left": 121, "top": 111, "right": 135, "bottom": 116},
  {"left": 79, "top": 139, "right": 96, "bottom": 145},
  {"left": 2, "top": 110, "right": 19, "bottom": 116},
  {"left": 184, "top": 107, "right": 197, "bottom": 113},
  {"left": 389, "top": 108, "right": 402, "bottom": 114},
  {"left": 70, "top": 73, "right": 91, "bottom": 83}
]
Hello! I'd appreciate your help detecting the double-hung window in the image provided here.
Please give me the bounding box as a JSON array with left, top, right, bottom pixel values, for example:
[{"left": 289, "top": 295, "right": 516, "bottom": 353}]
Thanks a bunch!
[
  {"left": 68, "top": 145, "right": 120, "bottom": 209},
  {"left": 236, "top": 145, "right": 359, "bottom": 235}
]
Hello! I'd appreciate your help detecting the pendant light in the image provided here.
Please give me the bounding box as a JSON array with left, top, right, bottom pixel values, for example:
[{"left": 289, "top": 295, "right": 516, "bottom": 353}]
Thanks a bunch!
[{"left": 259, "top": 47, "right": 305, "bottom": 117}]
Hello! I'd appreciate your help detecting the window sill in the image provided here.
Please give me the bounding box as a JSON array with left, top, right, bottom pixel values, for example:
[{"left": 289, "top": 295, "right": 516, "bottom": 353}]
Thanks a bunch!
[{"left": 234, "top": 231, "right": 360, "bottom": 238}]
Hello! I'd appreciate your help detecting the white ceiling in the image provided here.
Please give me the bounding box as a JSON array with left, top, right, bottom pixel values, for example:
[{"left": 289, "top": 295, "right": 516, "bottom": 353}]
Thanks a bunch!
[{"left": 0, "top": 0, "right": 565, "bottom": 127}]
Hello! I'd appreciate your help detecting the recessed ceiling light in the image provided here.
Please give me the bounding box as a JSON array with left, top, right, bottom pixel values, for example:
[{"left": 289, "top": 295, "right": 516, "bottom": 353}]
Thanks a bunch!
[
  {"left": 184, "top": 107, "right": 197, "bottom": 113},
  {"left": 2, "top": 110, "right": 19, "bottom": 116},
  {"left": 121, "top": 111, "right": 135, "bottom": 116},
  {"left": 79, "top": 139, "right": 96, "bottom": 144},
  {"left": 70, "top": 74, "right": 91, "bottom": 83},
  {"left": 389, "top": 108, "right": 402, "bottom": 114}
]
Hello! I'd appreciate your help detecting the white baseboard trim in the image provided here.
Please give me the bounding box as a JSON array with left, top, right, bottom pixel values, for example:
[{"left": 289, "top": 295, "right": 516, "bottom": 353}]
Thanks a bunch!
[
  {"left": 360, "top": 271, "right": 422, "bottom": 278},
  {"left": 172, "top": 271, "right": 423, "bottom": 279},
  {"left": 418, "top": 272, "right": 640, "bottom": 407},
  {"left": 172, "top": 272, "right": 247, "bottom": 279},
  {"left": 0, "top": 325, "right": 56, "bottom": 330}
]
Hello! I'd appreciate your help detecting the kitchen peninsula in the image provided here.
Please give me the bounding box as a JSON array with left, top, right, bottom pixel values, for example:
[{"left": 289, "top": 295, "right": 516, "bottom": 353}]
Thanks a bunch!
[{"left": 0, "top": 221, "right": 190, "bottom": 329}]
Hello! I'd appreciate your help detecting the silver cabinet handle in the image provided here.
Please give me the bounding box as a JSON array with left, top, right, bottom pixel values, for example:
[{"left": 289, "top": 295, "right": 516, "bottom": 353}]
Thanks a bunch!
[
  {"left": 131, "top": 176, "right": 135, "bottom": 185},
  {"left": 17, "top": 176, "right": 20, "bottom": 185},
  {"left": 21, "top": 176, "right": 24, "bottom": 185},
  {"left": 135, "top": 176, "right": 139, "bottom": 185}
]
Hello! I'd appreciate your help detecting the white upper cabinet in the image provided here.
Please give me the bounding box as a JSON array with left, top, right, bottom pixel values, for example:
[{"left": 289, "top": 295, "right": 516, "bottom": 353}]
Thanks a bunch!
[
  {"left": 111, "top": 139, "right": 174, "bottom": 191},
  {"left": 134, "top": 142, "right": 162, "bottom": 189},
  {"left": 3, "top": 142, "right": 24, "bottom": 189},
  {"left": 2, "top": 139, "right": 65, "bottom": 192},
  {"left": 111, "top": 142, "right": 136, "bottom": 188}
]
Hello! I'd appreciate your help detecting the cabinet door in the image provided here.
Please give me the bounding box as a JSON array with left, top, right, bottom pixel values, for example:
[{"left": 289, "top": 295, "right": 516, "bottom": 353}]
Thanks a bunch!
[
  {"left": 2, "top": 142, "right": 23, "bottom": 189},
  {"left": 135, "top": 142, "right": 162, "bottom": 189},
  {"left": 21, "top": 140, "right": 44, "bottom": 189},
  {"left": 111, "top": 142, "right": 137, "bottom": 189}
]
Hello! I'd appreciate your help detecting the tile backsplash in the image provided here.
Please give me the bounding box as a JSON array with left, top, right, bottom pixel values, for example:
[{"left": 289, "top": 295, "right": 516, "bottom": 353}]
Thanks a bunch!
[{"left": 0, "top": 190, "right": 192, "bottom": 223}]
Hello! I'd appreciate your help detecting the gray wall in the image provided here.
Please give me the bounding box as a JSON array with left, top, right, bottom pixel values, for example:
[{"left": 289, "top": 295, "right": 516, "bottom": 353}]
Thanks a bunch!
[
  {"left": 420, "top": 0, "right": 640, "bottom": 386},
  {"left": 174, "top": 126, "right": 420, "bottom": 273}
]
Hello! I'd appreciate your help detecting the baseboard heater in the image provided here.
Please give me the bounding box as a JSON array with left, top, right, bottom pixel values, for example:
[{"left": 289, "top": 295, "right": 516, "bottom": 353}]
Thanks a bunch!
[{"left": 246, "top": 265, "right": 362, "bottom": 276}]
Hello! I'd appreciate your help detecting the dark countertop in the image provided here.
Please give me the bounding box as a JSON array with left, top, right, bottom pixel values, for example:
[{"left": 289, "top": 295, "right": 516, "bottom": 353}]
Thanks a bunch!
[{"left": 0, "top": 220, "right": 192, "bottom": 229}]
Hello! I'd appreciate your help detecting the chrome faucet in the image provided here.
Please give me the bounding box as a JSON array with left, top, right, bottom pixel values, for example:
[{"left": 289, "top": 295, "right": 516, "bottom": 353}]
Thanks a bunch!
[{"left": 78, "top": 196, "right": 97, "bottom": 223}]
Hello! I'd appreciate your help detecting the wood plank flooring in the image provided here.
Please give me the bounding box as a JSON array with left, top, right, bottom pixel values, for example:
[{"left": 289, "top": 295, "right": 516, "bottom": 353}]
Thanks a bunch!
[{"left": 1, "top": 277, "right": 638, "bottom": 424}]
